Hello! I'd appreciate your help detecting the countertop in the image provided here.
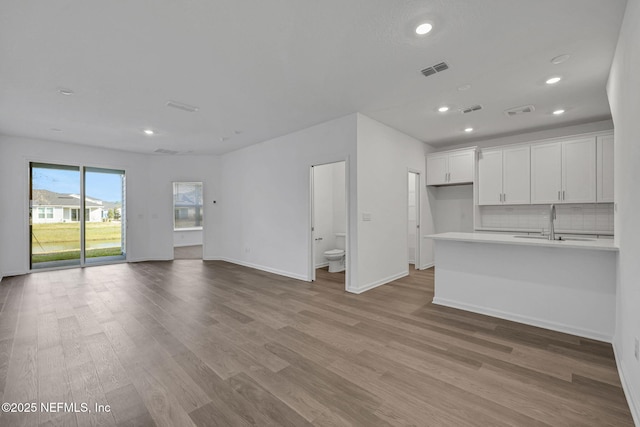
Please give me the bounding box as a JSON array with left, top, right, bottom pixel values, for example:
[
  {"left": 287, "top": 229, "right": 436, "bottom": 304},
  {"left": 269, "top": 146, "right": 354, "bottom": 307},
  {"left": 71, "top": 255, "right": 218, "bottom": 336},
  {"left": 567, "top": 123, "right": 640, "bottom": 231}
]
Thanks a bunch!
[{"left": 426, "top": 232, "right": 619, "bottom": 252}]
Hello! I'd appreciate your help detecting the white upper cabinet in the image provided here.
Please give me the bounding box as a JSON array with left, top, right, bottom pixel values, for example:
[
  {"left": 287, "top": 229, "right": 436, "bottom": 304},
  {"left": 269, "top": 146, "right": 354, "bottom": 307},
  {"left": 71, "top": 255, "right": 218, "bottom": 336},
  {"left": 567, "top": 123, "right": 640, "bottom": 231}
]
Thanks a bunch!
[
  {"left": 531, "top": 137, "right": 595, "bottom": 204},
  {"left": 478, "top": 146, "right": 530, "bottom": 205},
  {"left": 426, "top": 148, "right": 475, "bottom": 186},
  {"left": 478, "top": 150, "right": 503, "bottom": 205},
  {"left": 562, "top": 137, "right": 596, "bottom": 203},
  {"left": 502, "top": 146, "right": 531, "bottom": 204},
  {"left": 597, "top": 134, "right": 614, "bottom": 203},
  {"left": 531, "top": 142, "right": 562, "bottom": 204},
  {"left": 426, "top": 154, "right": 448, "bottom": 186}
]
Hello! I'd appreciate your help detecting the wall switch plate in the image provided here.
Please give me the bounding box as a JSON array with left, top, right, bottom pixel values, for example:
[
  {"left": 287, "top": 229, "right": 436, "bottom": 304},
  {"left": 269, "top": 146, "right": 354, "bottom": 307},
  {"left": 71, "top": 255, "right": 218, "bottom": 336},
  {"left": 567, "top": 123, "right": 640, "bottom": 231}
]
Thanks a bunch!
[{"left": 635, "top": 337, "right": 639, "bottom": 361}]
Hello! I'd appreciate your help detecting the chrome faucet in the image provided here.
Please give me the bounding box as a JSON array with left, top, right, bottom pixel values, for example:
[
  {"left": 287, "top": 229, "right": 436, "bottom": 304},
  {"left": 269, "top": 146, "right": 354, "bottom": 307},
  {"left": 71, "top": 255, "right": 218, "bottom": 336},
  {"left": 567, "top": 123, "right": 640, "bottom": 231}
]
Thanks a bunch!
[{"left": 549, "top": 204, "right": 556, "bottom": 241}]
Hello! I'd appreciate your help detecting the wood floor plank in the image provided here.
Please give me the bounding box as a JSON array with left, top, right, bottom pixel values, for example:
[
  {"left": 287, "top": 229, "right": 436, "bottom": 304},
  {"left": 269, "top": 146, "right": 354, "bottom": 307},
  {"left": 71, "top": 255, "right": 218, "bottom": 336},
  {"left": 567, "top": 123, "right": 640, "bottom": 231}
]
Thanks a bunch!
[{"left": 0, "top": 262, "right": 633, "bottom": 426}]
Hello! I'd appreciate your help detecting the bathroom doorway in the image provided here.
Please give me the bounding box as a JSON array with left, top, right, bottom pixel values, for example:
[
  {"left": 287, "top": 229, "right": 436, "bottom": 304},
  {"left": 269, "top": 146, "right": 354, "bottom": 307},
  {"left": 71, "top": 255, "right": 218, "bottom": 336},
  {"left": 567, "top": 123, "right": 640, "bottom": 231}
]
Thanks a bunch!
[
  {"left": 408, "top": 171, "right": 421, "bottom": 269},
  {"left": 310, "top": 161, "right": 347, "bottom": 288}
]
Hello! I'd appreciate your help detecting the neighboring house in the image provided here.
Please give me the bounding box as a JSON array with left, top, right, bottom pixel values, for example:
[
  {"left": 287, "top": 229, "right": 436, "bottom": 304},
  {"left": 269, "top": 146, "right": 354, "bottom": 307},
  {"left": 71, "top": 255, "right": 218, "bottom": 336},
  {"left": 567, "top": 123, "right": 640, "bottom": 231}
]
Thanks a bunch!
[{"left": 31, "top": 189, "right": 111, "bottom": 223}]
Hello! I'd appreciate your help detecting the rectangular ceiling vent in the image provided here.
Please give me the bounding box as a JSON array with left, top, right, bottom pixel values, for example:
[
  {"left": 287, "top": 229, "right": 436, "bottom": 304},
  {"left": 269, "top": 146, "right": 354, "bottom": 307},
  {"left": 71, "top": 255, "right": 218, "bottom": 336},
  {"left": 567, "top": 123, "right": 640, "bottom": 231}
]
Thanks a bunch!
[
  {"left": 504, "top": 105, "right": 536, "bottom": 116},
  {"left": 461, "top": 104, "right": 483, "bottom": 114},
  {"left": 154, "top": 148, "right": 179, "bottom": 155},
  {"left": 166, "top": 100, "right": 199, "bottom": 113},
  {"left": 421, "top": 61, "right": 449, "bottom": 77}
]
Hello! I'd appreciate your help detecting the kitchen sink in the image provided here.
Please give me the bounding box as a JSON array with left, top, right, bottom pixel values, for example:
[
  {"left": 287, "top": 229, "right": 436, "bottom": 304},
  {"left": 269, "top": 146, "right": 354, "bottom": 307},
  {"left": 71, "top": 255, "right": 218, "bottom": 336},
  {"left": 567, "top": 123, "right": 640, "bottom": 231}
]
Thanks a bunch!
[{"left": 514, "top": 235, "right": 595, "bottom": 242}]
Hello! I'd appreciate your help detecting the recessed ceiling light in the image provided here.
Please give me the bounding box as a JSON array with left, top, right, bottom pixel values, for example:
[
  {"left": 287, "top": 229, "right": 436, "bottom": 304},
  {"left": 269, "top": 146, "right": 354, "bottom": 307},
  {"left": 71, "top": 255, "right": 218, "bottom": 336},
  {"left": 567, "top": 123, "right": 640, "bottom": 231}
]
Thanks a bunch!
[
  {"left": 551, "top": 54, "right": 571, "bottom": 65},
  {"left": 553, "top": 109, "right": 565, "bottom": 115},
  {"left": 438, "top": 106, "right": 449, "bottom": 113},
  {"left": 464, "top": 127, "right": 474, "bottom": 133},
  {"left": 58, "top": 88, "right": 74, "bottom": 96},
  {"left": 143, "top": 129, "right": 155, "bottom": 135},
  {"left": 415, "top": 23, "right": 433, "bottom": 35},
  {"left": 457, "top": 84, "right": 472, "bottom": 91},
  {"left": 546, "top": 76, "right": 562, "bottom": 85}
]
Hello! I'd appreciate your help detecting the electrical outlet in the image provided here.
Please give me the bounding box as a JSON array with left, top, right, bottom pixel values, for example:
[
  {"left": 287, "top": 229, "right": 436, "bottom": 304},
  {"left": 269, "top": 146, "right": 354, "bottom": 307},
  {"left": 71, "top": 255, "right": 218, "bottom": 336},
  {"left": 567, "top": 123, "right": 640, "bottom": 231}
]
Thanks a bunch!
[{"left": 635, "top": 337, "right": 639, "bottom": 361}]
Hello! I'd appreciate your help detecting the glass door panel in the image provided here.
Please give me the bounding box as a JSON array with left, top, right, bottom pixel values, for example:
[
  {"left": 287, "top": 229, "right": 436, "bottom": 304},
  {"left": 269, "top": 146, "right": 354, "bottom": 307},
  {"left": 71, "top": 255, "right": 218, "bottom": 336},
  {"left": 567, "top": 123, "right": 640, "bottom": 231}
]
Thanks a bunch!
[
  {"left": 30, "top": 163, "right": 81, "bottom": 269},
  {"left": 84, "top": 167, "right": 126, "bottom": 263}
]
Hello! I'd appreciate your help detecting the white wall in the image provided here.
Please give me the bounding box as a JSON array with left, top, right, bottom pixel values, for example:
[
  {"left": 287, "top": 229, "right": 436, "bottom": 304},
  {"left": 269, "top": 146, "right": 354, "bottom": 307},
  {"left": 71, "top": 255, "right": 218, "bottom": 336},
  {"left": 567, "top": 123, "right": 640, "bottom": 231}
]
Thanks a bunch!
[
  {"left": 173, "top": 230, "right": 203, "bottom": 248},
  {"left": 429, "top": 185, "right": 474, "bottom": 233},
  {"left": 355, "top": 114, "right": 433, "bottom": 293},
  {"left": 0, "top": 136, "right": 150, "bottom": 275},
  {"left": 214, "top": 114, "right": 358, "bottom": 283},
  {"left": 0, "top": 135, "right": 219, "bottom": 277},
  {"left": 607, "top": 0, "right": 640, "bottom": 422}
]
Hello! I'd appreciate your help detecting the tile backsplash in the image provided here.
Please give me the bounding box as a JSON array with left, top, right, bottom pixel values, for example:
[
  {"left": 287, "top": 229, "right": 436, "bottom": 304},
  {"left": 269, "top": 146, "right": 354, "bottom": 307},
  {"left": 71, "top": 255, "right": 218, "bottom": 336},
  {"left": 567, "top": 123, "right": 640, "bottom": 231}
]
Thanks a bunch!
[{"left": 479, "top": 203, "right": 614, "bottom": 234}]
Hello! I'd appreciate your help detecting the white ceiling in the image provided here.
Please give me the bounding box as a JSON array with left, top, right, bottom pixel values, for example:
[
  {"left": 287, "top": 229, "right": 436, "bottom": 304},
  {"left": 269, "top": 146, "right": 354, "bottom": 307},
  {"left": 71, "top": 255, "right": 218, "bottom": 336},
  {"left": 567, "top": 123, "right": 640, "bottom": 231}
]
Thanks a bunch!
[{"left": 0, "top": 0, "right": 627, "bottom": 155}]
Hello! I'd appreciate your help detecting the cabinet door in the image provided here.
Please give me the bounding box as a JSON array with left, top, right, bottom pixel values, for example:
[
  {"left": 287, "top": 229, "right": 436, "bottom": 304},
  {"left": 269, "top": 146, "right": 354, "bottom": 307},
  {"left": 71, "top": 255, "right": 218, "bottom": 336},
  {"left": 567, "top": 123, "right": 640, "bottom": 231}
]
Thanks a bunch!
[
  {"left": 597, "top": 134, "right": 614, "bottom": 202},
  {"left": 531, "top": 142, "right": 562, "bottom": 204},
  {"left": 502, "top": 146, "right": 530, "bottom": 204},
  {"left": 477, "top": 150, "right": 503, "bottom": 205},
  {"left": 426, "top": 155, "right": 448, "bottom": 185},
  {"left": 562, "top": 137, "right": 596, "bottom": 203},
  {"left": 448, "top": 150, "right": 474, "bottom": 184}
]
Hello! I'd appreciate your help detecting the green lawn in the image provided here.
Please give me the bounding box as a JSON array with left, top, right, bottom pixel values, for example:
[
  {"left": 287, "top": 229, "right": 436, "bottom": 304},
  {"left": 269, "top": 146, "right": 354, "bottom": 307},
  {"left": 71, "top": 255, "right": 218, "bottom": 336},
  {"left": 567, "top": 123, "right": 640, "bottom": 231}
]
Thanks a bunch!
[
  {"left": 32, "top": 222, "right": 121, "bottom": 242},
  {"left": 31, "top": 222, "right": 123, "bottom": 263}
]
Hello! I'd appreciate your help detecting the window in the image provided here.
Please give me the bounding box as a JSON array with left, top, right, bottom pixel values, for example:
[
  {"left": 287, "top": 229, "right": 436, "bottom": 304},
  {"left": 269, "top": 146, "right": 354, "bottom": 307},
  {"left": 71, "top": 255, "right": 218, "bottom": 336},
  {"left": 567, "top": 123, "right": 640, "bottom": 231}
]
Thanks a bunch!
[
  {"left": 173, "top": 182, "right": 203, "bottom": 230},
  {"left": 38, "top": 207, "right": 45, "bottom": 219},
  {"left": 45, "top": 207, "right": 53, "bottom": 219}
]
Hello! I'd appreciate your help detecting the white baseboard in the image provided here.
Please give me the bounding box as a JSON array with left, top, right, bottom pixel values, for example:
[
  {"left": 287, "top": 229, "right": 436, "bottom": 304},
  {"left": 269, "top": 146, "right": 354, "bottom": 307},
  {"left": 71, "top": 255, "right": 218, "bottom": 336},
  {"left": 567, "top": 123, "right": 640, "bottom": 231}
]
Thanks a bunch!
[
  {"left": 315, "top": 262, "right": 329, "bottom": 269},
  {"left": 128, "top": 257, "right": 173, "bottom": 263},
  {"left": 420, "top": 262, "right": 434, "bottom": 270},
  {"left": 432, "top": 297, "right": 613, "bottom": 343},
  {"left": 214, "top": 257, "right": 309, "bottom": 282},
  {"left": 348, "top": 271, "right": 408, "bottom": 294},
  {"left": 613, "top": 343, "right": 640, "bottom": 426},
  {"left": 173, "top": 243, "right": 203, "bottom": 248}
]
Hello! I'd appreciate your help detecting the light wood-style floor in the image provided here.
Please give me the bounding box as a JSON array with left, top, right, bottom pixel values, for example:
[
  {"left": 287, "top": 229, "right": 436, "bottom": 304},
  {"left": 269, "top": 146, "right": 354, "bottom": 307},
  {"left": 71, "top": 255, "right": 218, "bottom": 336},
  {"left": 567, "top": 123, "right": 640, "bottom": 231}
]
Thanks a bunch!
[{"left": 0, "top": 261, "right": 633, "bottom": 426}]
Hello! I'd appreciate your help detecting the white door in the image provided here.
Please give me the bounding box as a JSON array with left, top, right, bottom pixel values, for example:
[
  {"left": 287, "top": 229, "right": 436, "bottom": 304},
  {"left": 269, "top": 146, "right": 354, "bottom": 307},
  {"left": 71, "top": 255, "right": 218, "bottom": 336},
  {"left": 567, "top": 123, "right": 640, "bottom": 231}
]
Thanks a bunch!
[
  {"left": 407, "top": 172, "right": 420, "bottom": 268},
  {"left": 448, "top": 151, "right": 474, "bottom": 184},
  {"left": 478, "top": 150, "right": 503, "bottom": 205},
  {"left": 562, "top": 137, "right": 596, "bottom": 203},
  {"left": 503, "top": 145, "right": 531, "bottom": 205},
  {"left": 597, "top": 134, "right": 614, "bottom": 203},
  {"left": 531, "top": 142, "right": 562, "bottom": 204},
  {"left": 426, "top": 155, "right": 448, "bottom": 185}
]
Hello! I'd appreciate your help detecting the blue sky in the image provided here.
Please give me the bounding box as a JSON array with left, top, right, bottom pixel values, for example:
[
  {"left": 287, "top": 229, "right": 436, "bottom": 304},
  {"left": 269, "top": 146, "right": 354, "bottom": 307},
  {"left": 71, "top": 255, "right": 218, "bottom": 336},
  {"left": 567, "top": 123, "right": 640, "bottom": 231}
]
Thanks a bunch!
[{"left": 32, "top": 167, "right": 123, "bottom": 202}]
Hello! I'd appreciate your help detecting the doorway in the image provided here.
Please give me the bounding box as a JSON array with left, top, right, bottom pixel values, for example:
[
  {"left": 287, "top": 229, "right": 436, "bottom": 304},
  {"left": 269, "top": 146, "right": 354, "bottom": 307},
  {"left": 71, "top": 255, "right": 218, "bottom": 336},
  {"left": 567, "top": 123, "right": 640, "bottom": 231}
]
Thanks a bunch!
[
  {"left": 408, "top": 171, "right": 421, "bottom": 269},
  {"left": 172, "top": 181, "right": 204, "bottom": 260},
  {"left": 310, "top": 161, "right": 347, "bottom": 288},
  {"left": 30, "top": 162, "right": 126, "bottom": 270}
]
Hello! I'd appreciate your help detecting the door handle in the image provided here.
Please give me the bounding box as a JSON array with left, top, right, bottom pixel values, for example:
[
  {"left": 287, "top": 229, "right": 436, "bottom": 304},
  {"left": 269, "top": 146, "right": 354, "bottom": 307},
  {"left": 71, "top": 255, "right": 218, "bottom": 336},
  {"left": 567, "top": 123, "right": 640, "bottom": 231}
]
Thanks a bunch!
[{"left": 315, "top": 237, "right": 323, "bottom": 241}]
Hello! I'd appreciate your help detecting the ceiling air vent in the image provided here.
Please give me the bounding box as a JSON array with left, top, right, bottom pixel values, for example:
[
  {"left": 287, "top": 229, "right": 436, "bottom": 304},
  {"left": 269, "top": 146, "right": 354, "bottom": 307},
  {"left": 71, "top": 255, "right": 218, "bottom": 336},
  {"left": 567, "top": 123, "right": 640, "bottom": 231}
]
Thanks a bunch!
[
  {"left": 504, "top": 105, "right": 535, "bottom": 117},
  {"left": 154, "top": 148, "right": 179, "bottom": 155},
  {"left": 421, "top": 61, "right": 449, "bottom": 77},
  {"left": 166, "top": 100, "right": 199, "bottom": 113},
  {"left": 461, "top": 104, "right": 483, "bottom": 114}
]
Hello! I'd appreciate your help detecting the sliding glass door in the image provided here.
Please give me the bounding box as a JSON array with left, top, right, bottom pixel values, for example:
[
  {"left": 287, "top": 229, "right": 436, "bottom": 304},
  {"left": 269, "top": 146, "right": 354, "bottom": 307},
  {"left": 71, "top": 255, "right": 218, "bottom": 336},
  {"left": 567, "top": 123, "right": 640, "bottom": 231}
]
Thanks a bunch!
[{"left": 30, "top": 162, "right": 126, "bottom": 270}]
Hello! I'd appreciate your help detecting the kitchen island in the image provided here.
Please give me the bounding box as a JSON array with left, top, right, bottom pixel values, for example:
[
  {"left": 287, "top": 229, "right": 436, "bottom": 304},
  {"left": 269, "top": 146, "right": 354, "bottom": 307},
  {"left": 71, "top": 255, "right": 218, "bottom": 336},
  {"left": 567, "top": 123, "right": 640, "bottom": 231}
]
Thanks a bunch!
[{"left": 427, "top": 232, "right": 618, "bottom": 341}]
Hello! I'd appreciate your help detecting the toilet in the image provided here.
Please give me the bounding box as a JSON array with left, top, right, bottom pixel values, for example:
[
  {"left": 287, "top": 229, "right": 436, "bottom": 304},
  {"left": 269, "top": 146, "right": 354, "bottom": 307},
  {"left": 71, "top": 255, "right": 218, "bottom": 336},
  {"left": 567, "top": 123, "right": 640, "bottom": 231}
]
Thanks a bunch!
[{"left": 324, "top": 233, "right": 346, "bottom": 273}]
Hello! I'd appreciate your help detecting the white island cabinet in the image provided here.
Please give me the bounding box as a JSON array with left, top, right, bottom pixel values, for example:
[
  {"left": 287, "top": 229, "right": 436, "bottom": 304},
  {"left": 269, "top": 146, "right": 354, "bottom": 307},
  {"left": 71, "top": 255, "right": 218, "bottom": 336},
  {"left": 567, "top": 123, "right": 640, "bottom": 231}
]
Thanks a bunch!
[{"left": 428, "top": 232, "right": 617, "bottom": 341}]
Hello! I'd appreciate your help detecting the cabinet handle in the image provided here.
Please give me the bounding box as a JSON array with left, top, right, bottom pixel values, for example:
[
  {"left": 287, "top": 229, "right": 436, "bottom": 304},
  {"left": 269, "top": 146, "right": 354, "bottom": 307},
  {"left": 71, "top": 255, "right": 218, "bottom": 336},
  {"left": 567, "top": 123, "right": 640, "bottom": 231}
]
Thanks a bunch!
[
  {"left": 558, "top": 191, "right": 561, "bottom": 201},
  {"left": 503, "top": 193, "right": 506, "bottom": 202},
  {"left": 563, "top": 190, "right": 565, "bottom": 201}
]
